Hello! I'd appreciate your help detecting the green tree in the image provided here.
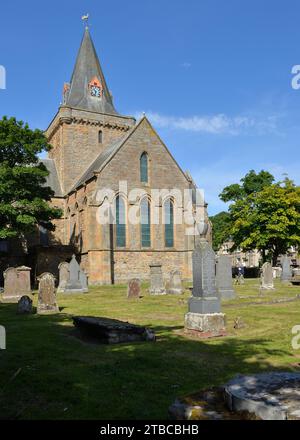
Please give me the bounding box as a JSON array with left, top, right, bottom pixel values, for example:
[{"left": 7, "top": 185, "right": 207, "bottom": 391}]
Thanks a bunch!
[
  {"left": 209, "top": 211, "right": 231, "bottom": 251},
  {"left": 0, "top": 116, "right": 62, "bottom": 241},
  {"left": 220, "top": 169, "right": 275, "bottom": 202},
  {"left": 229, "top": 178, "right": 300, "bottom": 265}
]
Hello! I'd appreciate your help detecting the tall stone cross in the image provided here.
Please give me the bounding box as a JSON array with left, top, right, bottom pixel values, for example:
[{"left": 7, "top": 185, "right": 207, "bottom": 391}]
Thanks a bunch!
[{"left": 185, "top": 237, "right": 226, "bottom": 337}]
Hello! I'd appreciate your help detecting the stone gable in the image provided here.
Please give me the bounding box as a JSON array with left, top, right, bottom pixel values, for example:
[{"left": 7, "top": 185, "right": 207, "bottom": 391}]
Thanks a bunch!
[{"left": 97, "top": 118, "right": 190, "bottom": 191}]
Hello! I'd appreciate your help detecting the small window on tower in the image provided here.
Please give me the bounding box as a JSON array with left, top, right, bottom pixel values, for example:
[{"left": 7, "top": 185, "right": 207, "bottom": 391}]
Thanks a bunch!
[{"left": 98, "top": 130, "right": 103, "bottom": 144}]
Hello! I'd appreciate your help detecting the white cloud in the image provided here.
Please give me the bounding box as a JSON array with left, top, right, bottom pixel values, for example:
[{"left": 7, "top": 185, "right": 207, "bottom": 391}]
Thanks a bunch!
[{"left": 135, "top": 111, "right": 280, "bottom": 135}]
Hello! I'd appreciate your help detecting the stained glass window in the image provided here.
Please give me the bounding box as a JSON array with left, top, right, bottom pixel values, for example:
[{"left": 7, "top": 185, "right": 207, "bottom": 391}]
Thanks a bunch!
[
  {"left": 140, "top": 152, "right": 148, "bottom": 183},
  {"left": 164, "top": 199, "right": 174, "bottom": 247},
  {"left": 140, "top": 198, "right": 151, "bottom": 247},
  {"left": 116, "top": 196, "right": 126, "bottom": 247}
]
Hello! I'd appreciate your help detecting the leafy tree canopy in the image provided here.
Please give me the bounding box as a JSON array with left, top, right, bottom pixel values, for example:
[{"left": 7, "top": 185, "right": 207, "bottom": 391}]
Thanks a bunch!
[
  {"left": 0, "top": 116, "right": 62, "bottom": 239},
  {"left": 228, "top": 178, "right": 300, "bottom": 265},
  {"left": 219, "top": 169, "right": 275, "bottom": 202},
  {"left": 209, "top": 211, "right": 231, "bottom": 251}
]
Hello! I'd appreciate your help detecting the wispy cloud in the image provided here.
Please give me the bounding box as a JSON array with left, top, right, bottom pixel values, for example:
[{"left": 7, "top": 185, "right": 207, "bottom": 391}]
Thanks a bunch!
[
  {"left": 135, "top": 111, "right": 280, "bottom": 136},
  {"left": 181, "top": 62, "right": 192, "bottom": 69}
]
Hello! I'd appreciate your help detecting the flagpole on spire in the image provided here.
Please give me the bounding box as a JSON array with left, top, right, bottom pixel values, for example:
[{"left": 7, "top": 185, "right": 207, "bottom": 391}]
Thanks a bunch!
[{"left": 81, "top": 13, "right": 90, "bottom": 29}]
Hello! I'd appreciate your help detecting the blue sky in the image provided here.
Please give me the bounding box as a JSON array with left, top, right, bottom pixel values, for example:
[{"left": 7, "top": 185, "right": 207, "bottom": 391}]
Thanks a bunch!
[{"left": 0, "top": 0, "right": 300, "bottom": 215}]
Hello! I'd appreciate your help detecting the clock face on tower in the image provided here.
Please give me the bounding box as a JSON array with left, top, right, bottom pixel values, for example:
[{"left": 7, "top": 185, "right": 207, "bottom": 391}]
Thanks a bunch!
[
  {"left": 91, "top": 85, "right": 101, "bottom": 97},
  {"left": 89, "top": 76, "right": 103, "bottom": 98}
]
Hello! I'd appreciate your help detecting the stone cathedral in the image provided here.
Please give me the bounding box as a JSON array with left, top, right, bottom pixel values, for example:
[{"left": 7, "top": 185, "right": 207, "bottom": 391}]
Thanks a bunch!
[{"left": 35, "top": 27, "right": 208, "bottom": 285}]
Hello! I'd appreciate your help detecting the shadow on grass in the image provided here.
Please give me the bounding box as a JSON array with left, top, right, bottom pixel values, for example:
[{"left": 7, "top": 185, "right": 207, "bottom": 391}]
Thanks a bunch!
[{"left": 0, "top": 304, "right": 296, "bottom": 420}]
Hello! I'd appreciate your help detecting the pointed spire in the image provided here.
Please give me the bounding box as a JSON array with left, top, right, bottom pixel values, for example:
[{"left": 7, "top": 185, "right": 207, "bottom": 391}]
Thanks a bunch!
[{"left": 65, "top": 27, "right": 118, "bottom": 114}]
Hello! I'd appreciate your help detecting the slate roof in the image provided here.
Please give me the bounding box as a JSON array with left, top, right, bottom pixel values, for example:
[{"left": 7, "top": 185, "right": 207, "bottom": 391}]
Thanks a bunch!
[
  {"left": 65, "top": 27, "right": 118, "bottom": 115},
  {"left": 40, "top": 158, "right": 63, "bottom": 197}
]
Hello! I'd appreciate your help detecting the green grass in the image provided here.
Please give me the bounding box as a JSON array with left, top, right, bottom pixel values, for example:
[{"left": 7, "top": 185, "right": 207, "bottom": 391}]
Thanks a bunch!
[{"left": 1, "top": 278, "right": 300, "bottom": 420}]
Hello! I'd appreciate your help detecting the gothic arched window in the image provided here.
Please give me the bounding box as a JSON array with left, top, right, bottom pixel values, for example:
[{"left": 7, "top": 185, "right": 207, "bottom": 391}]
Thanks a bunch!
[
  {"left": 116, "top": 195, "right": 126, "bottom": 248},
  {"left": 140, "top": 152, "right": 148, "bottom": 183},
  {"left": 98, "top": 130, "right": 103, "bottom": 144},
  {"left": 164, "top": 199, "right": 174, "bottom": 248},
  {"left": 140, "top": 198, "right": 151, "bottom": 248}
]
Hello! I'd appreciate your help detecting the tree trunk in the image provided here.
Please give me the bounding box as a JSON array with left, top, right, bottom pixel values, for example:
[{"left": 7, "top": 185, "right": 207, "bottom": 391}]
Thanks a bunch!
[{"left": 272, "top": 248, "right": 279, "bottom": 267}]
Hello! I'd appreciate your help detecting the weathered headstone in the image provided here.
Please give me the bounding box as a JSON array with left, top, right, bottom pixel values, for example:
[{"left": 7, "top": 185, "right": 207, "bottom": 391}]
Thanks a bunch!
[
  {"left": 281, "top": 255, "right": 292, "bottom": 284},
  {"left": 37, "top": 273, "right": 59, "bottom": 314},
  {"left": 64, "top": 255, "right": 88, "bottom": 293},
  {"left": 167, "top": 270, "right": 183, "bottom": 295},
  {"left": 79, "top": 269, "right": 88, "bottom": 293},
  {"left": 127, "top": 278, "right": 141, "bottom": 299},
  {"left": 216, "top": 255, "right": 236, "bottom": 300},
  {"left": 261, "top": 262, "right": 274, "bottom": 289},
  {"left": 16, "top": 266, "right": 31, "bottom": 296},
  {"left": 17, "top": 295, "right": 33, "bottom": 315},
  {"left": 149, "top": 263, "right": 166, "bottom": 295},
  {"left": 292, "top": 268, "right": 300, "bottom": 285},
  {"left": 57, "top": 262, "right": 69, "bottom": 293},
  {"left": 2, "top": 267, "right": 20, "bottom": 303},
  {"left": 1, "top": 266, "right": 31, "bottom": 303},
  {"left": 185, "top": 239, "right": 226, "bottom": 338},
  {"left": 273, "top": 267, "right": 282, "bottom": 279}
]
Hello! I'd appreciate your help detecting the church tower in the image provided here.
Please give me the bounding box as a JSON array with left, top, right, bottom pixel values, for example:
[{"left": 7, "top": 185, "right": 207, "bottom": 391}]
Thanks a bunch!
[{"left": 45, "top": 27, "right": 136, "bottom": 195}]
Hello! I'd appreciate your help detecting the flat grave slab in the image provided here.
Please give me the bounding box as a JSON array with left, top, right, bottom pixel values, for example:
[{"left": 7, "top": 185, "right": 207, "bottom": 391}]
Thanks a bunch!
[
  {"left": 73, "top": 316, "right": 156, "bottom": 344},
  {"left": 170, "top": 372, "right": 300, "bottom": 420},
  {"left": 224, "top": 372, "right": 300, "bottom": 420}
]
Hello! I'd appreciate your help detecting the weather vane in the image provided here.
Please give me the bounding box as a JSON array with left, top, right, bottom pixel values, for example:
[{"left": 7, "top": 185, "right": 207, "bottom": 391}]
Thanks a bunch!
[{"left": 81, "top": 13, "right": 90, "bottom": 29}]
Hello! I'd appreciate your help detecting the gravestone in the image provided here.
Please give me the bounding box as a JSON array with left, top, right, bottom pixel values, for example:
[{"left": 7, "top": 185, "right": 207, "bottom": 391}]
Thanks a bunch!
[
  {"left": 274, "top": 267, "right": 282, "bottom": 278},
  {"left": 149, "top": 263, "right": 166, "bottom": 295},
  {"left": 17, "top": 296, "right": 33, "bottom": 314},
  {"left": 57, "top": 262, "right": 69, "bottom": 293},
  {"left": 64, "top": 255, "right": 88, "bottom": 293},
  {"left": 37, "top": 273, "right": 59, "bottom": 314},
  {"left": 79, "top": 269, "right": 88, "bottom": 293},
  {"left": 292, "top": 268, "right": 300, "bottom": 285},
  {"left": 16, "top": 266, "right": 31, "bottom": 296},
  {"left": 281, "top": 255, "right": 292, "bottom": 284},
  {"left": 216, "top": 255, "right": 236, "bottom": 300},
  {"left": 127, "top": 278, "right": 141, "bottom": 299},
  {"left": 73, "top": 316, "right": 156, "bottom": 344},
  {"left": 272, "top": 267, "right": 282, "bottom": 279},
  {"left": 224, "top": 372, "right": 300, "bottom": 420},
  {"left": 167, "top": 270, "right": 183, "bottom": 295},
  {"left": 2, "top": 267, "right": 20, "bottom": 303},
  {"left": 2, "top": 266, "right": 31, "bottom": 303},
  {"left": 261, "top": 262, "right": 274, "bottom": 289},
  {"left": 185, "top": 239, "right": 226, "bottom": 338}
]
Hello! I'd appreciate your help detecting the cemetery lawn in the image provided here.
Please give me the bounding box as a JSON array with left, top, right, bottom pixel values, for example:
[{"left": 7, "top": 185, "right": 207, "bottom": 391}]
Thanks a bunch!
[{"left": 1, "top": 278, "right": 300, "bottom": 420}]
